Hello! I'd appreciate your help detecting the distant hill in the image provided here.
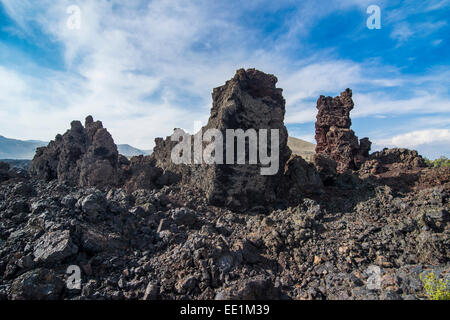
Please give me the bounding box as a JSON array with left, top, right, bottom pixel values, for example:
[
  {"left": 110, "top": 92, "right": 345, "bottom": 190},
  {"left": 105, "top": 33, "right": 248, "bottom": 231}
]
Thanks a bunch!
[
  {"left": 117, "top": 144, "right": 150, "bottom": 157},
  {"left": 0, "top": 135, "right": 47, "bottom": 160},
  {"left": 0, "top": 135, "right": 150, "bottom": 159},
  {"left": 287, "top": 136, "right": 316, "bottom": 161}
]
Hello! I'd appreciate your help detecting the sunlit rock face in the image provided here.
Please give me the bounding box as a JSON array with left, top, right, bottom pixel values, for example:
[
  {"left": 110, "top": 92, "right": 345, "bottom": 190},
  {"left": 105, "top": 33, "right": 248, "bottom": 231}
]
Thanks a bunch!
[{"left": 315, "top": 88, "right": 371, "bottom": 173}]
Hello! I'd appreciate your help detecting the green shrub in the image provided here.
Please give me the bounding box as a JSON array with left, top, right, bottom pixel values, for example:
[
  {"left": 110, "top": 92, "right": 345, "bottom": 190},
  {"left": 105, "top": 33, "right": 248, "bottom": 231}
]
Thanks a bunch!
[
  {"left": 424, "top": 156, "right": 450, "bottom": 168},
  {"left": 420, "top": 272, "right": 450, "bottom": 300}
]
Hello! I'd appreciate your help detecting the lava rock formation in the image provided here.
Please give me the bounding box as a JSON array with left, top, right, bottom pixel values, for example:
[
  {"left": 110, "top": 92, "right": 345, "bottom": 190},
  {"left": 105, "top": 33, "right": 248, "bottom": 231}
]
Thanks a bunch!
[{"left": 315, "top": 89, "right": 372, "bottom": 173}]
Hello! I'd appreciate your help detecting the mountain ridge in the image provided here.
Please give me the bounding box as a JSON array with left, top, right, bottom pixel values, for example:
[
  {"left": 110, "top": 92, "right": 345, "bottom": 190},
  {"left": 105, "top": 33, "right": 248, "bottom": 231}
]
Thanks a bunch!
[
  {"left": 0, "top": 135, "right": 47, "bottom": 160},
  {"left": 0, "top": 135, "right": 150, "bottom": 159}
]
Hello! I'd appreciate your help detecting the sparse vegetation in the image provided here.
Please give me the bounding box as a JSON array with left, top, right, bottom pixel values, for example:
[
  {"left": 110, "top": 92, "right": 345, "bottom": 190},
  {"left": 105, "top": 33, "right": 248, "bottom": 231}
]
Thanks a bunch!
[
  {"left": 424, "top": 156, "right": 450, "bottom": 168},
  {"left": 420, "top": 272, "right": 450, "bottom": 300}
]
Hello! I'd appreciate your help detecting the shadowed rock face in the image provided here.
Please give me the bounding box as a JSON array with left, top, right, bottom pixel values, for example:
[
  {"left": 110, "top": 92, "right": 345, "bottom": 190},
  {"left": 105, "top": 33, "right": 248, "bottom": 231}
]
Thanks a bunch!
[
  {"left": 203, "top": 68, "right": 291, "bottom": 209},
  {"left": 121, "top": 155, "right": 180, "bottom": 193},
  {"left": 311, "top": 154, "right": 337, "bottom": 186},
  {"left": 29, "top": 116, "right": 178, "bottom": 192},
  {"left": 283, "top": 154, "right": 323, "bottom": 197},
  {"left": 152, "top": 68, "right": 291, "bottom": 211},
  {"left": 0, "top": 162, "right": 11, "bottom": 183},
  {"left": 315, "top": 89, "right": 371, "bottom": 173},
  {"left": 30, "top": 116, "right": 121, "bottom": 188}
]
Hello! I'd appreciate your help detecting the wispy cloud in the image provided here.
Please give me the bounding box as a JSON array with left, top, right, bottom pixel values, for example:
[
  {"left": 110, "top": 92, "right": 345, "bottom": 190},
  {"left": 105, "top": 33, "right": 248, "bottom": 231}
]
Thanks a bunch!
[
  {"left": 374, "top": 129, "right": 450, "bottom": 158},
  {"left": 0, "top": 0, "right": 448, "bottom": 158},
  {"left": 390, "top": 20, "right": 447, "bottom": 44}
]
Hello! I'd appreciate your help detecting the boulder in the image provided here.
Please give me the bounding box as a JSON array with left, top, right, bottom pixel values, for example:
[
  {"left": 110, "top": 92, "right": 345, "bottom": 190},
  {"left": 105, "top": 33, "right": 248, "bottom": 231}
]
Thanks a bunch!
[
  {"left": 171, "top": 207, "right": 198, "bottom": 227},
  {"left": 30, "top": 116, "right": 178, "bottom": 192},
  {"left": 284, "top": 155, "right": 323, "bottom": 195},
  {"left": 12, "top": 182, "right": 35, "bottom": 196},
  {"left": 311, "top": 153, "right": 337, "bottom": 185},
  {"left": 176, "top": 276, "right": 197, "bottom": 294},
  {"left": 10, "top": 268, "right": 64, "bottom": 300},
  {"left": 232, "top": 240, "right": 261, "bottom": 264},
  {"left": 33, "top": 230, "right": 78, "bottom": 264},
  {"left": 358, "top": 148, "right": 429, "bottom": 191},
  {"left": 80, "top": 227, "right": 126, "bottom": 254},
  {"left": 78, "top": 190, "right": 107, "bottom": 218}
]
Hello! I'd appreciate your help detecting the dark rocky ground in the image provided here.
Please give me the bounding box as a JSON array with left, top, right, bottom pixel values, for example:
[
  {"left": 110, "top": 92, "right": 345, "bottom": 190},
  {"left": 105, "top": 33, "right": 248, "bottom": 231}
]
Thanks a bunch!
[
  {"left": 0, "top": 69, "right": 448, "bottom": 300},
  {"left": 0, "top": 160, "right": 31, "bottom": 171},
  {"left": 0, "top": 159, "right": 448, "bottom": 300}
]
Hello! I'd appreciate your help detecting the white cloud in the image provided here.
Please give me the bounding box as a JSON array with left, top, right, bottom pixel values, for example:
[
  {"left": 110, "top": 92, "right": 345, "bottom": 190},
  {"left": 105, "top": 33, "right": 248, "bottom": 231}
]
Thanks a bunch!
[
  {"left": 374, "top": 129, "right": 450, "bottom": 158},
  {"left": 0, "top": 0, "right": 248, "bottom": 148},
  {"left": 413, "top": 116, "right": 450, "bottom": 128},
  {"left": 0, "top": 0, "right": 448, "bottom": 155},
  {"left": 284, "top": 63, "right": 450, "bottom": 123},
  {"left": 377, "top": 129, "right": 450, "bottom": 148},
  {"left": 390, "top": 23, "right": 415, "bottom": 42},
  {"left": 281, "top": 61, "right": 362, "bottom": 107},
  {"left": 385, "top": 0, "right": 450, "bottom": 22},
  {"left": 390, "top": 20, "right": 447, "bottom": 44},
  {"left": 0, "top": 66, "right": 27, "bottom": 96},
  {"left": 352, "top": 93, "right": 450, "bottom": 118},
  {"left": 286, "top": 108, "right": 317, "bottom": 124},
  {"left": 426, "top": 0, "right": 450, "bottom": 11}
]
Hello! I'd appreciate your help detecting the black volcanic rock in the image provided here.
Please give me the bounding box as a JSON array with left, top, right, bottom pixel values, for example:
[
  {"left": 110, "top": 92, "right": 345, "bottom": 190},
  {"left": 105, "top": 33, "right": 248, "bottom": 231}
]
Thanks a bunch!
[
  {"left": 311, "top": 154, "right": 338, "bottom": 185},
  {"left": 10, "top": 268, "right": 64, "bottom": 300},
  {"left": 33, "top": 230, "right": 78, "bottom": 264},
  {"left": 152, "top": 69, "right": 291, "bottom": 211},
  {"left": 29, "top": 117, "right": 176, "bottom": 191},
  {"left": 30, "top": 116, "right": 121, "bottom": 188},
  {"left": 283, "top": 154, "right": 323, "bottom": 196},
  {"left": 369, "top": 148, "right": 427, "bottom": 170},
  {"left": 315, "top": 89, "right": 371, "bottom": 173},
  {"left": 0, "top": 162, "right": 11, "bottom": 183},
  {"left": 121, "top": 155, "right": 180, "bottom": 193},
  {"left": 0, "top": 161, "right": 28, "bottom": 182}
]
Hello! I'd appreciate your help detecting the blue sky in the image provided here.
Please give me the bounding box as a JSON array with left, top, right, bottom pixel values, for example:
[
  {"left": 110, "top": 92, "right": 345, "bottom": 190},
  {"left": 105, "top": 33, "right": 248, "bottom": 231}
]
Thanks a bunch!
[{"left": 0, "top": 0, "right": 449, "bottom": 158}]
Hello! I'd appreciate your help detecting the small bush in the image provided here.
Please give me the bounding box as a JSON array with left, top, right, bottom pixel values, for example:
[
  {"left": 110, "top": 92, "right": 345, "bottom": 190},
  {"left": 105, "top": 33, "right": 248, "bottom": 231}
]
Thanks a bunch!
[
  {"left": 424, "top": 156, "right": 450, "bottom": 168},
  {"left": 420, "top": 272, "right": 450, "bottom": 300}
]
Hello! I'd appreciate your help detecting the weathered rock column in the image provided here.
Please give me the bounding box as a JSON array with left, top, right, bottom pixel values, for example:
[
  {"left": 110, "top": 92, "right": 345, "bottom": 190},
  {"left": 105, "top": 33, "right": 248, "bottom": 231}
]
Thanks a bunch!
[
  {"left": 152, "top": 69, "right": 292, "bottom": 210},
  {"left": 203, "top": 69, "right": 291, "bottom": 209},
  {"left": 315, "top": 89, "right": 371, "bottom": 173}
]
